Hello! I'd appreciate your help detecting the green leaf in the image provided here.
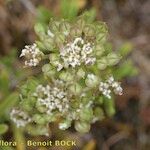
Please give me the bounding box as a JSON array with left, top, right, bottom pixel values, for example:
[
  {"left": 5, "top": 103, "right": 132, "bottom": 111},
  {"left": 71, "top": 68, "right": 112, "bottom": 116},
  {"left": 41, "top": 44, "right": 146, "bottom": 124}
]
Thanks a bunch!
[
  {"left": 114, "top": 60, "right": 138, "bottom": 79},
  {"left": 0, "top": 92, "right": 19, "bottom": 117},
  {"left": 34, "top": 23, "right": 46, "bottom": 37},
  {"left": 60, "top": 0, "right": 79, "bottom": 21},
  {"left": 0, "top": 124, "right": 8, "bottom": 134},
  {"left": 0, "top": 68, "right": 9, "bottom": 95},
  {"left": 82, "top": 9, "right": 96, "bottom": 23},
  {"left": 104, "top": 98, "right": 115, "bottom": 117},
  {"left": 36, "top": 6, "right": 53, "bottom": 24},
  {"left": 119, "top": 42, "right": 133, "bottom": 57},
  {"left": 21, "top": 79, "right": 38, "bottom": 96}
]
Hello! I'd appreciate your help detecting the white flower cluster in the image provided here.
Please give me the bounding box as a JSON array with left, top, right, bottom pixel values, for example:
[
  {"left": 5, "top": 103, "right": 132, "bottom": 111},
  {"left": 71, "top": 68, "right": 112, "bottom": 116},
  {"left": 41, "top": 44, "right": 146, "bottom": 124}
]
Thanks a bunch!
[
  {"left": 10, "top": 108, "right": 31, "bottom": 127},
  {"left": 60, "top": 37, "right": 96, "bottom": 68},
  {"left": 99, "top": 76, "right": 123, "bottom": 99},
  {"left": 34, "top": 84, "right": 69, "bottom": 114},
  {"left": 20, "top": 43, "right": 43, "bottom": 67}
]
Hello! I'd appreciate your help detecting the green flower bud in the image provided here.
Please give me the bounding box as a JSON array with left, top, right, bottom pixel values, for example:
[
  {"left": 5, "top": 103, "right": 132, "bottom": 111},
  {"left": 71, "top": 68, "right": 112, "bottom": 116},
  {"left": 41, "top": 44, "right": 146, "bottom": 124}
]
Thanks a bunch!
[
  {"left": 96, "top": 22, "right": 108, "bottom": 33},
  {"left": 34, "top": 23, "right": 45, "bottom": 37},
  {"left": 54, "top": 33, "right": 65, "bottom": 46},
  {"left": 107, "top": 53, "right": 121, "bottom": 66},
  {"left": 32, "top": 114, "right": 46, "bottom": 125},
  {"left": 96, "top": 96, "right": 104, "bottom": 104},
  {"left": 49, "top": 19, "right": 60, "bottom": 32},
  {"left": 59, "top": 71, "right": 73, "bottom": 82},
  {"left": 97, "top": 57, "right": 108, "bottom": 70},
  {"left": 77, "top": 68, "right": 85, "bottom": 79},
  {"left": 94, "top": 107, "right": 105, "bottom": 121},
  {"left": 70, "top": 26, "right": 82, "bottom": 37},
  {"left": 80, "top": 108, "right": 93, "bottom": 122},
  {"left": 59, "top": 119, "right": 71, "bottom": 130},
  {"left": 59, "top": 21, "right": 70, "bottom": 36},
  {"left": 49, "top": 54, "right": 59, "bottom": 67},
  {"left": 42, "top": 64, "right": 55, "bottom": 77},
  {"left": 96, "top": 33, "right": 107, "bottom": 43},
  {"left": 43, "top": 38, "right": 54, "bottom": 51},
  {"left": 36, "top": 101, "right": 47, "bottom": 113},
  {"left": 94, "top": 45, "right": 105, "bottom": 56},
  {"left": 75, "top": 121, "right": 91, "bottom": 133},
  {"left": 83, "top": 25, "right": 95, "bottom": 37},
  {"left": 36, "top": 41, "right": 46, "bottom": 50},
  {"left": 21, "top": 98, "right": 35, "bottom": 112},
  {"left": 104, "top": 99, "right": 115, "bottom": 117},
  {"left": 76, "top": 18, "right": 85, "bottom": 30},
  {"left": 85, "top": 74, "right": 99, "bottom": 88},
  {"left": 69, "top": 83, "right": 82, "bottom": 95}
]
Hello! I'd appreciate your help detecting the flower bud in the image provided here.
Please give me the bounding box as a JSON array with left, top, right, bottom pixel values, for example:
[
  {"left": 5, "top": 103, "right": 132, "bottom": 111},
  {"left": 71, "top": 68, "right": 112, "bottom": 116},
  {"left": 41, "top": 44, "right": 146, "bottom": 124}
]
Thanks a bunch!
[
  {"left": 59, "top": 71, "right": 73, "bottom": 82},
  {"left": 36, "top": 101, "right": 47, "bottom": 113},
  {"left": 97, "top": 57, "right": 108, "bottom": 70},
  {"left": 75, "top": 121, "right": 91, "bottom": 133},
  {"left": 76, "top": 18, "right": 85, "bottom": 29},
  {"left": 85, "top": 74, "right": 99, "bottom": 88},
  {"left": 70, "top": 26, "right": 82, "bottom": 37},
  {"left": 69, "top": 83, "right": 82, "bottom": 95},
  {"left": 60, "top": 21, "right": 70, "bottom": 36},
  {"left": 83, "top": 25, "right": 95, "bottom": 37},
  {"left": 49, "top": 54, "right": 59, "bottom": 66},
  {"left": 95, "top": 45, "right": 105, "bottom": 56},
  {"left": 79, "top": 108, "right": 93, "bottom": 122},
  {"left": 94, "top": 107, "right": 104, "bottom": 121},
  {"left": 77, "top": 68, "right": 85, "bottom": 79},
  {"left": 42, "top": 64, "right": 55, "bottom": 77},
  {"left": 49, "top": 19, "right": 60, "bottom": 32},
  {"left": 107, "top": 53, "right": 121, "bottom": 66},
  {"left": 54, "top": 33, "right": 65, "bottom": 46},
  {"left": 32, "top": 114, "right": 46, "bottom": 125},
  {"left": 104, "top": 98, "right": 115, "bottom": 117}
]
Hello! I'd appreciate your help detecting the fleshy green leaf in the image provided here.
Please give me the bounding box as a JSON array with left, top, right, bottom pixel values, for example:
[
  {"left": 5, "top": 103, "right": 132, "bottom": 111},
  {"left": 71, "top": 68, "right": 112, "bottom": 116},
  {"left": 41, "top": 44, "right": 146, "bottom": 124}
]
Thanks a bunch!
[
  {"left": 0, "top": 124, "right": 8, "bottom": 134},
  {"left": 119, "top": 42, "right": 133, "bottom": 57},
  {"left": 0, "top": 92, "right": 19, "bottom": 117}
]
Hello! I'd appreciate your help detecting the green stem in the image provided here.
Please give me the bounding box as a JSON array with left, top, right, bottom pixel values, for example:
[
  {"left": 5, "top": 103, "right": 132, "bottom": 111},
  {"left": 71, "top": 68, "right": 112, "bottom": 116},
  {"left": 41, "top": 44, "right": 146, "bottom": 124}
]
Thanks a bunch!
[{"left": 12, "top": 124, "right": 26, "bottom": 150}]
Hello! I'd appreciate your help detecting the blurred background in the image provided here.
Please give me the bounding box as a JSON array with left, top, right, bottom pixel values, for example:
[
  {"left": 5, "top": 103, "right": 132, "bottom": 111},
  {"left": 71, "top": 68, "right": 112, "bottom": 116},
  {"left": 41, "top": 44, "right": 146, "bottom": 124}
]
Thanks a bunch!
[{"left": 0, "top": 0, "right": 149, "bottom": 150}]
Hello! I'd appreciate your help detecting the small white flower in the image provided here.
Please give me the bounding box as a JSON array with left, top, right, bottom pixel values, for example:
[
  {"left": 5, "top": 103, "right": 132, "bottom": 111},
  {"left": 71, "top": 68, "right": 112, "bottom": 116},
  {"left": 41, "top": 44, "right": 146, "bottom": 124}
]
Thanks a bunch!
[
  {"left": 20, "top": 43, "right": 43, "bottom": 67},
  {"left": 34, "top": 82, "right": 69, "bottom": 114},
  {"left": 10, "top": 108, "right": 31, "bottom": 127},
  {"left": 99, "top": 82, "right": 111, "bottom": 99},
  {"left": 57, "top": 63, "right": 63, "bottom": 71},
  {"left": 99, "top": 76, "right": 123, "bottom": 98},
  {"left": 60, "top": 37, "right": 96, "bottom": 68}
]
